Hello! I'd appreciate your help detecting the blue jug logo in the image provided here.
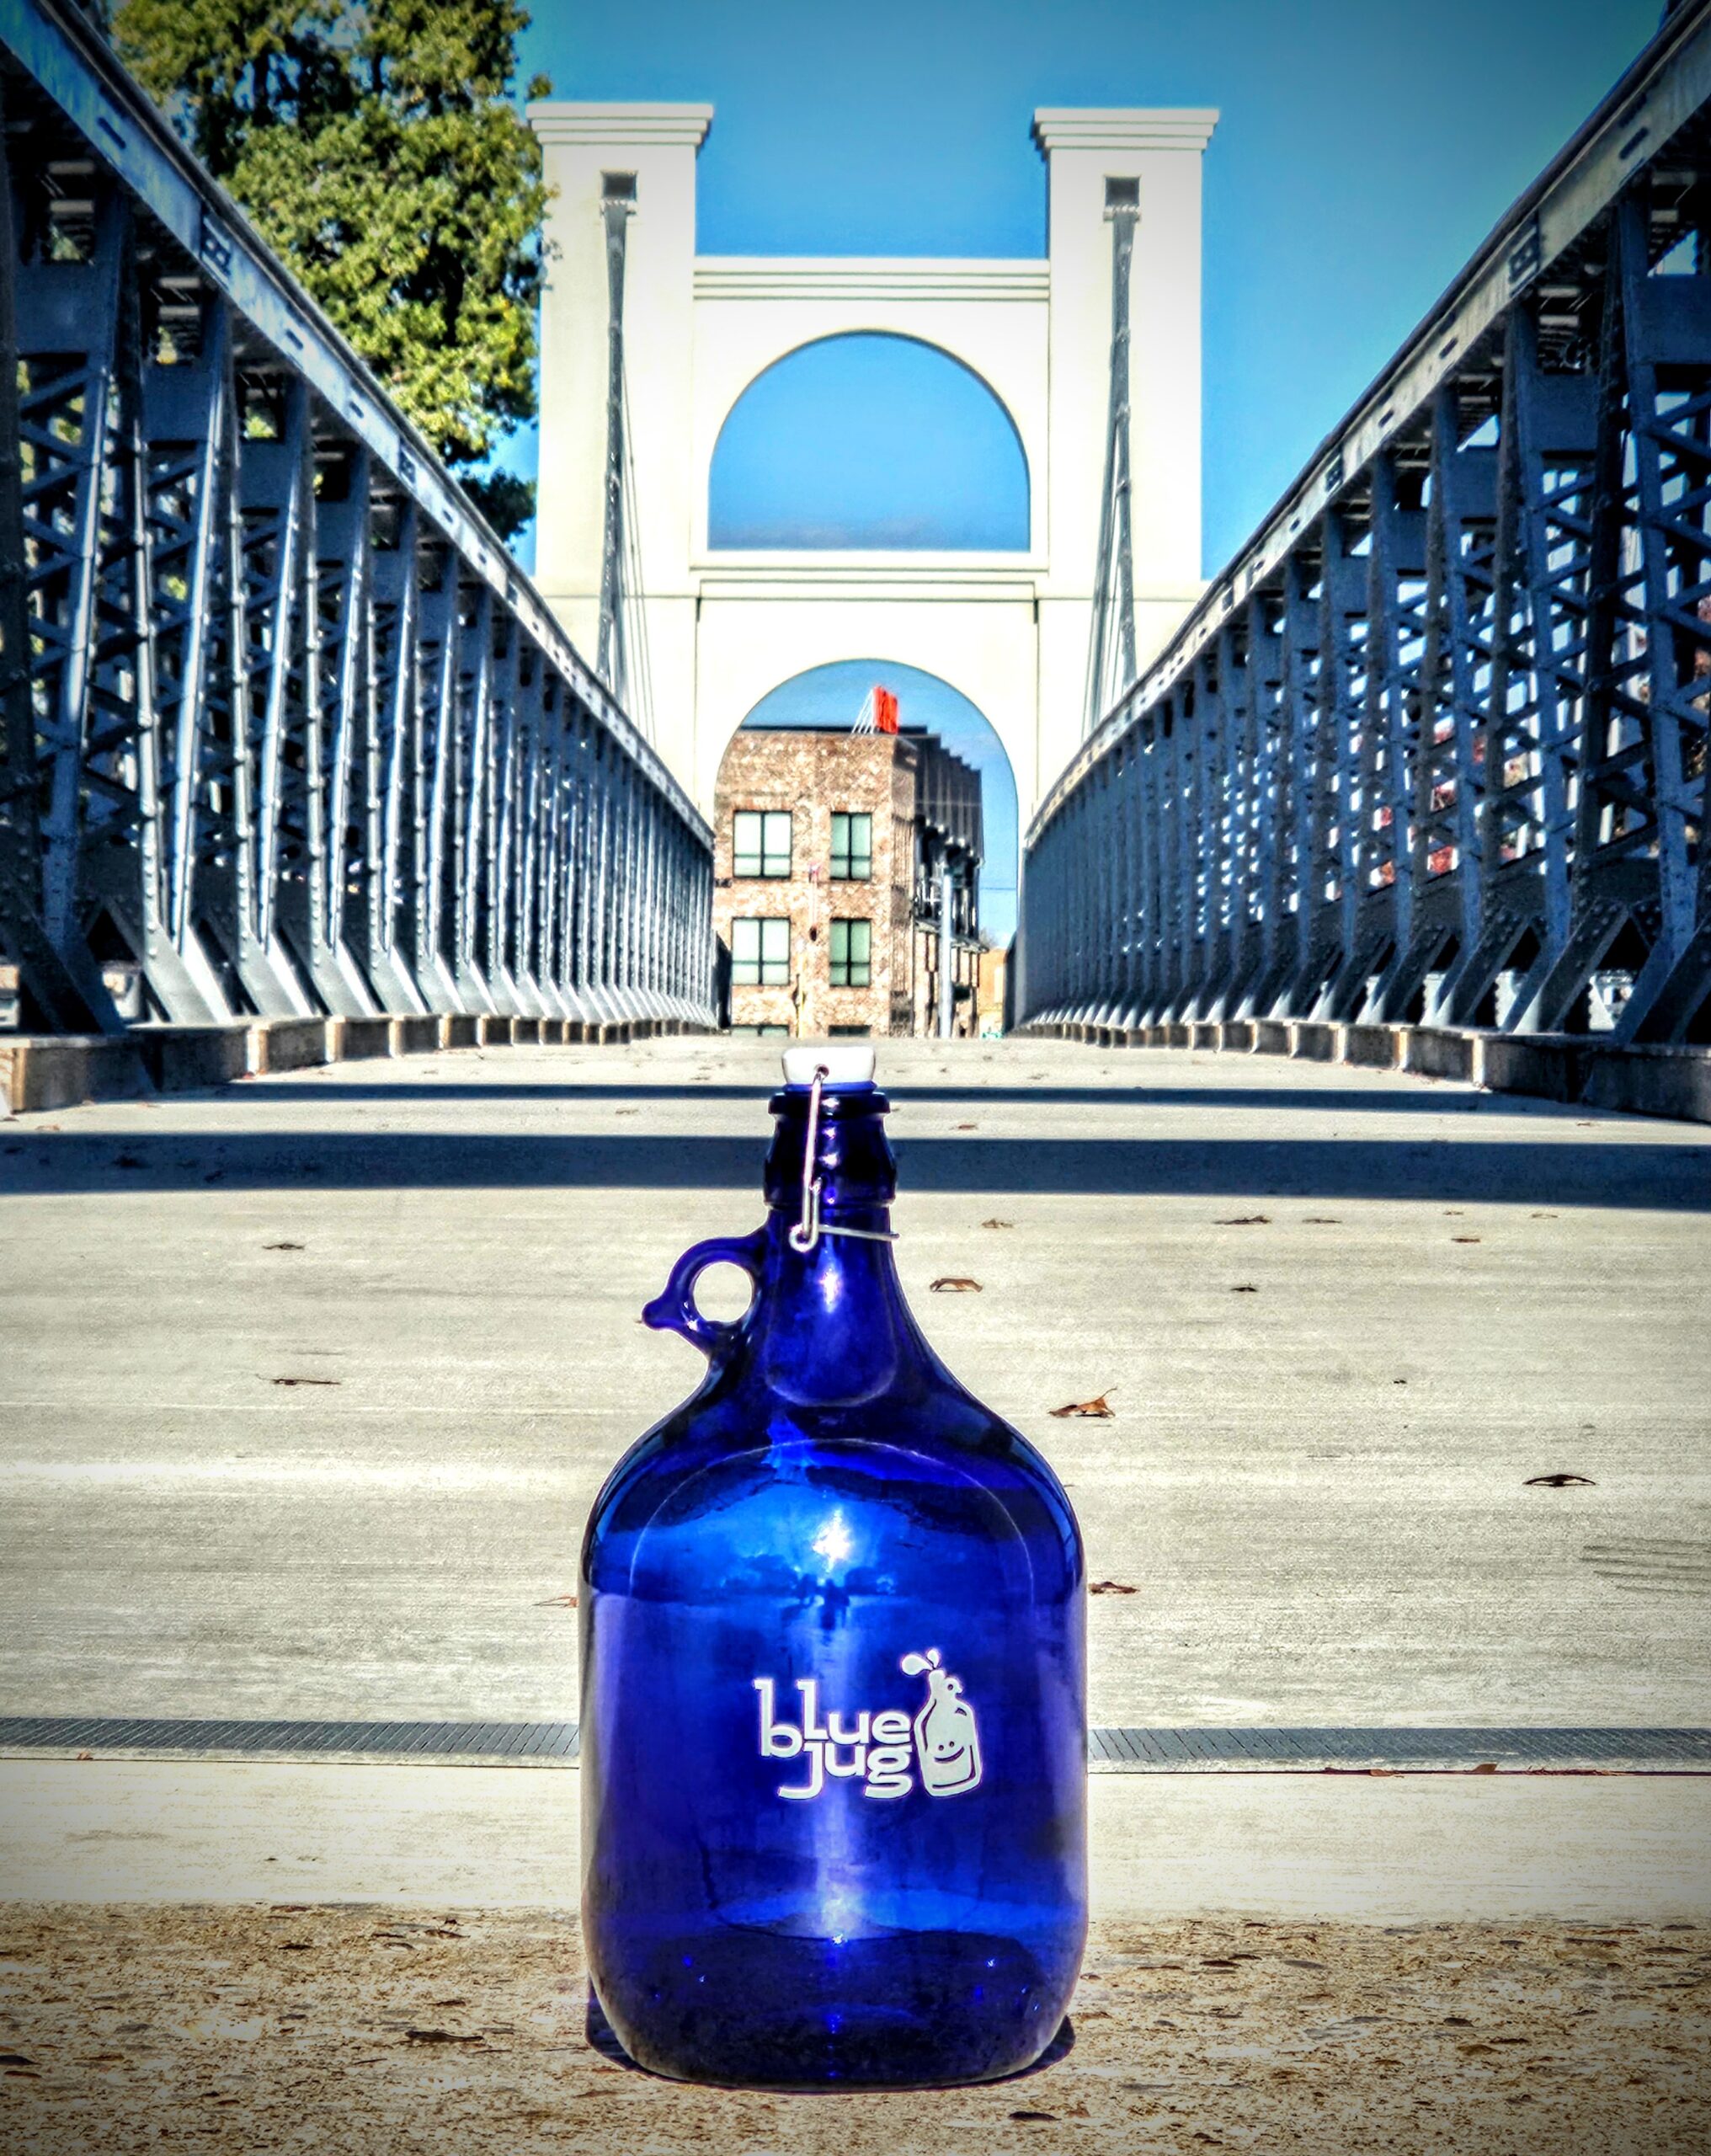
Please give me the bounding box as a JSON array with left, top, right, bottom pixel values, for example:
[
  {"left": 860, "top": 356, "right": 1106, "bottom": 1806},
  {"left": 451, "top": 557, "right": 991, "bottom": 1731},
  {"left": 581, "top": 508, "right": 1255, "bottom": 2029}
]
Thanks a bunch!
[
  {"left": 901, "top": 1647, "right": 983, "bottom": 1796},
  {"left": 754, "top": 1650, "right": 984, "bottom": 1803}
]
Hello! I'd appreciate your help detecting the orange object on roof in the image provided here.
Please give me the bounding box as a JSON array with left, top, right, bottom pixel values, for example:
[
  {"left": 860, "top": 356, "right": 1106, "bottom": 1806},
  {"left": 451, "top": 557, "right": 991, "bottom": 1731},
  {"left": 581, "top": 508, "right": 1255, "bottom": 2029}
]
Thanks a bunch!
[{"left": 853, "top": 685, "right": 900, "bottom": 735}]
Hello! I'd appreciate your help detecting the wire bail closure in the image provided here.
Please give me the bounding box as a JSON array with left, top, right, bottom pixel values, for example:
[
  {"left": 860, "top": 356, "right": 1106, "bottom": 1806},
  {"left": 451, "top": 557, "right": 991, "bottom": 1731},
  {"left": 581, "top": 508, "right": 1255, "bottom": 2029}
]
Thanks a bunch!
[{"left": 788, "top": 1065, "right": 898, "bottom": 1254}]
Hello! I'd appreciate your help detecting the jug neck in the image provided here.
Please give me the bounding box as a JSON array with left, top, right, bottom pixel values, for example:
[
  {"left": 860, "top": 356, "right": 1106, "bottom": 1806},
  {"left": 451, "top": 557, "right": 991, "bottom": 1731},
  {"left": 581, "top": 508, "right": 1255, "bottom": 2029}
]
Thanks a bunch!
[
  {"left": 749, "top": 1081, "right": 926, "bottom": 1405},
  {"left": 763, "top": 1080, "right": 898, "bottom": 1223}
]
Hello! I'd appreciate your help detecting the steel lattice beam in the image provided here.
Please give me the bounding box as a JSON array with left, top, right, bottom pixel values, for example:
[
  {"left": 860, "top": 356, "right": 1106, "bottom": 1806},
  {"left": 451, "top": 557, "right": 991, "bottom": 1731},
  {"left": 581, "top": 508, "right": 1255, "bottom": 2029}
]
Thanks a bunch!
[
  {"left": 1023, "top": 0, "right": 1711, "bottom": 1046},
  {"left": 0, "top": 0, "right": 713, "bottom": 1035}
]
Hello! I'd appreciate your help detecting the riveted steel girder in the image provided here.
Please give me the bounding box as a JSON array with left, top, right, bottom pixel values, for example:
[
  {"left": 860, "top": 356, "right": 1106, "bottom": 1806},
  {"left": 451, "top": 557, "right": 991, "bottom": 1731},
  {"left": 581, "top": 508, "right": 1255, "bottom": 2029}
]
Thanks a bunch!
[
  {"left": 1023, "top": 0, "right": 1711, "bottom": 1045},
  {"left": 0, "top": 0, "right": 713, "bottom": 1034}
]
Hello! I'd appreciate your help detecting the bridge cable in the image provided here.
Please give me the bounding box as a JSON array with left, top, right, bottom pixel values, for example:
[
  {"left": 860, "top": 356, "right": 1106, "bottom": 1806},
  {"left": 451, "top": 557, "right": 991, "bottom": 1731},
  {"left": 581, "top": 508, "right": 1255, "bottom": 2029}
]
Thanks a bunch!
[
  {"left": 1083, "top": 184, "right": 1140, "bottom": 739},
  {"left": 619, "top": 357, "right": 655, "bottom": 743}
]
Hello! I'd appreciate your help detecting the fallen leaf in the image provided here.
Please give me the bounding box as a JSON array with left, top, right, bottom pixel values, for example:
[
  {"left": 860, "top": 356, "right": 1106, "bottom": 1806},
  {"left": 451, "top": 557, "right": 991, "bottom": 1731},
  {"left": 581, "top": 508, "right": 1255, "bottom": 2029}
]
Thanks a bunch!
[
  {"left": 536, "top": 1593, "right": 578, "bottom": 1608},
  {"left": 203, "top": 1170, "right": 225, "bottom": 1182},
  {"left": 1472, "top": 1763, "right": 1499, "bottom": 1774},
  {"left": 1090, "top": 1580, "right": 1138, "bottom": 1595},
  {"left": 433, "top": 1998, "right": 467, "bottom": 2008},
  {"left": 264, "top": 1241, "right": 304, "bottom": 1251},
  {"left": 981, "top": 1219, "right": 1014, "bottom": 1230},
  {"left": 1393, "top": 1378, "right": 1408, "bottom": 1385},
  {"left": 1531, "top": 1211, "right": 1559, "bottom": 1219},
  {"left": 75, "top": 1750, "right": 93, "bottom": 1762},
  {"left": 271, "top": 1376, "right": 342, "bottom": 1388},
  {"left": 114, "top": 1154, "right": 144, "bottom": 1169},
  {"left": 955, "top": 1121, "right": 978, "bottom": 1130},
  {"left": 1303, "top": 1216, "right": 1341, "bottom": 1225},
  {"left": 405, "top": 2029, "right": 482, "bottom": 2045},
  {"left": 616, "top": 1108, "right": 639, "bottom": 1117},
  {"left": 1050, "top": 1390, "right": 1115, "bottom": 1418},
  {"left": 1010, "top": 2112, "right": 1055, "bottom": 2123},
  {"left": 930, "top": 1277, "right": 983, "bottom": 1292},
  {"left": 1452, "top": 1235, "right": 1482, "bottom": 1244},
  {"left": 1216, "top": 1214, "right": 1270, "bottom": 1225},
  {"left": 1525, "top": 1473, "right": 1595, "bottom": 1487},
  {"left": 1230, "top": 1283, "right": 1259, "bottom": 1293}
]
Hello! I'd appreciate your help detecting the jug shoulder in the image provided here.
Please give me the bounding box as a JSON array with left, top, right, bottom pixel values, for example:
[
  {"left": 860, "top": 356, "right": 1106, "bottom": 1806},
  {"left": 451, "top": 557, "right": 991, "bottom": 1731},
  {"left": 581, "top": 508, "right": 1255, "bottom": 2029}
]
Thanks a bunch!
[{"left": 581, "top": 1390, "right": 1083, "bottom": 1597}]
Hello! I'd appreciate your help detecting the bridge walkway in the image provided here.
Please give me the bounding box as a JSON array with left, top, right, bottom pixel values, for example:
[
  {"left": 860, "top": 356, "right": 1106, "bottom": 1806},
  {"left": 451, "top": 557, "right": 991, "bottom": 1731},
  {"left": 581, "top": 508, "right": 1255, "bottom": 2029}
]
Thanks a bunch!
[{"left": 2, "top": 1033, "right": 1705, "bottom": 1745}]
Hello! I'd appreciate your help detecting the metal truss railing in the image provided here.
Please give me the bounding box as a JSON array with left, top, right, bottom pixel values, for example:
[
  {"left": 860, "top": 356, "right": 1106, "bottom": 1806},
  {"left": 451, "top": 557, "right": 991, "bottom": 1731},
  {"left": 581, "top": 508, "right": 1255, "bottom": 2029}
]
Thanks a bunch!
[
  {"left": 1023, "top": 0, "right": 1711, "bottom": 1046},
  {"left": 0, "top": 0, "right": 714, "bottom": 1035}
]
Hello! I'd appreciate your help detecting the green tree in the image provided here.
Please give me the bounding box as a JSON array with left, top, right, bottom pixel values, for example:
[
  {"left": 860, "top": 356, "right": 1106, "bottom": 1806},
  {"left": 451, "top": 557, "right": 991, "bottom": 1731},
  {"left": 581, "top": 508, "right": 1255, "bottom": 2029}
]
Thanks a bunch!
[{"left": 114, "top": 0, "right": 550, "bottom": 539}]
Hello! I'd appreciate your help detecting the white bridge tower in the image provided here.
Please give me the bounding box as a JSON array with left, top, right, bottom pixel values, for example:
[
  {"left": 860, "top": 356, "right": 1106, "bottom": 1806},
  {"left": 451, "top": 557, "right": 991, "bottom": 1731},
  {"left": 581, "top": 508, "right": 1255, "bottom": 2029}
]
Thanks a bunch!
[{"left": 528, "top": 99, "right": 1216, "bottom": 826}]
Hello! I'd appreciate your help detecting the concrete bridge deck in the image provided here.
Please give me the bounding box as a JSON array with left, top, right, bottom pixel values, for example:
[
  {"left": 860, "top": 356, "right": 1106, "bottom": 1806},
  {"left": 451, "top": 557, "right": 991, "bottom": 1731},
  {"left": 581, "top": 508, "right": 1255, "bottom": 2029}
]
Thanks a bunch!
[
  {"left": 2, "top": 1034, "right": 1707, "bottom": 1737},
  {"left": 3, "top": 1026, "right": 1710, "bottom": 2156}
]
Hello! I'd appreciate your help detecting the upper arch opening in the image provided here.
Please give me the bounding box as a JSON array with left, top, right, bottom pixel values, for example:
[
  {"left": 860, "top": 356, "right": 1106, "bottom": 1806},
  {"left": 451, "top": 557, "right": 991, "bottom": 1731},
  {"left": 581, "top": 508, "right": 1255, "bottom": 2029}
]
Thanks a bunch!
[{"left": 708, "top": 333, "right": 1031, "bottom": 552}]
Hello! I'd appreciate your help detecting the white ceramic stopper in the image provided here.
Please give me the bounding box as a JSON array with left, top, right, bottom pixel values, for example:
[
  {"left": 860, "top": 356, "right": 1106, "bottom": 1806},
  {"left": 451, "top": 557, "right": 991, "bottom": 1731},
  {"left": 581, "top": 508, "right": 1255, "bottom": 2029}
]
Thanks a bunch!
[{"left": 781, "top": 1045, "right": 877, "bottom": 1088}]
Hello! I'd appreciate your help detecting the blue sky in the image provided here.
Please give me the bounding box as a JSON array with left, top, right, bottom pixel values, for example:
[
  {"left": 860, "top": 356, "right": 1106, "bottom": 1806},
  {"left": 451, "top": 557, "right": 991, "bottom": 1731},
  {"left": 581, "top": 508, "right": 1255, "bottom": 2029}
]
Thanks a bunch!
[
  {"left": 514, "top": 0, "right": 1656, "bottom": 571},
  {"left": 709, "top": 334, "right": 1030, "bottom": 550},
  {"left": 508, "top": 0, "right": 1661, "bottom": 937}
]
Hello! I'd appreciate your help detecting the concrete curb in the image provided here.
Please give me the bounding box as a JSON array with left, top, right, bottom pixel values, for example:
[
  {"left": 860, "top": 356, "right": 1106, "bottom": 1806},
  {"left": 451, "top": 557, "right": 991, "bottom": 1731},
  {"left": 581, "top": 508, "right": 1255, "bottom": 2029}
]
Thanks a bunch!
[
  {"left": 0, "top": 1034, "right": 149, "bottom": 1114},
  {"left": 134, "top": 1024, "right": 251, "bottom": 1093},
  {"left": 1024, "top": 1017, "right": 1711, "bottom": 1126},
  {"left": 389, "top": 1014, "right": 440, "bottom": 1056},
  {"left": 249, "top": 1017, "right": 330, "bottom": 1075},
  {"left": 331, "top": 1015, "right": 392, "bottom": 1062},
  {"left": 1, "top": 1011, "right": 712, "bottom": 1113}
]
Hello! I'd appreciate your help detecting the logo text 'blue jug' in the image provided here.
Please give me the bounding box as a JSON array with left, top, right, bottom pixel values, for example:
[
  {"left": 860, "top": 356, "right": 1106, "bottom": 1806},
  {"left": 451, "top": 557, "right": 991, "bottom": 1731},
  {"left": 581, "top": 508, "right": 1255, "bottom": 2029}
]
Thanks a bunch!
[{"left": 754, "top": 1649, "right": 984, "bottom": 1802}]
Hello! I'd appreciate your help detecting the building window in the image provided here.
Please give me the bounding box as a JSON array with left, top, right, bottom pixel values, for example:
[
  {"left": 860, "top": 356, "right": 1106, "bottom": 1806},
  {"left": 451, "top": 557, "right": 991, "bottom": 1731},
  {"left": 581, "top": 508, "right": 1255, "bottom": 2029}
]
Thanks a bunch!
[
  {"left": 730, "top": 1023, "right": 790, "bottom": 1038},
  {"left": 732, "top": 916, "right": 790, "bottom": 986},
  {"left": 733, "top": 810, "right": 792, "bottom": 879},
  {"left": 830, "top": 811, "right": 872, "bottom": 881},
  {"left": 829, "top": 918, "right": 872, "bottom": 988},
  {"left": 828, "top": 1024, "right": 871, "bottom": 1037}
]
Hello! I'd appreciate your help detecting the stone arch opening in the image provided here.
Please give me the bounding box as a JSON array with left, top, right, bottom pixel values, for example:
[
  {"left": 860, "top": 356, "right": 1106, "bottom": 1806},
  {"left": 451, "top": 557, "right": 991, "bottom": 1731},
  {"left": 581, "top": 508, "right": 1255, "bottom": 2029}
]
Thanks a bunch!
[
  {"left": 712, "top": 659, "right": 1019, "bottom": 1038},
  {"left": 733, "top": 659, "right": 1020, "bottom": 947},
  {"left": 707, "top": 334, "right": 1031, "bottom": 552}
]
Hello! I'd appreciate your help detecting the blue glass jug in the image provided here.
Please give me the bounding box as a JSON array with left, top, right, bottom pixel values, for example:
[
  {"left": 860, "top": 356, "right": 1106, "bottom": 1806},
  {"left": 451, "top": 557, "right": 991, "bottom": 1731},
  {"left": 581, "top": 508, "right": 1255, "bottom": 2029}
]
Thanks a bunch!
[{"left": 580, "top": 1049, "right": 1086, "bottom": 2087}]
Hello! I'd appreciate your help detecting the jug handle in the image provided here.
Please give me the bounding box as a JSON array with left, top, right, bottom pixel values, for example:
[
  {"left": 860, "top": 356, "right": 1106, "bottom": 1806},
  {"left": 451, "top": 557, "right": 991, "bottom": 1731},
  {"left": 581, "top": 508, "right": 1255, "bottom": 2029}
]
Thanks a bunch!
[{"left": 642, "top": 1230, "right": 768, "bottom": 1360}]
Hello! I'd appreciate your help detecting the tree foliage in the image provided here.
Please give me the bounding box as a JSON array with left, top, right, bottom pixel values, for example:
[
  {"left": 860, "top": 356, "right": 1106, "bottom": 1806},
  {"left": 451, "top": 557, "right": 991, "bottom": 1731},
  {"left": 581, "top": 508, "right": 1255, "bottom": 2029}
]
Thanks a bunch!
[{"left": 114, "top": 0, "right": 549, "bottom": 536}]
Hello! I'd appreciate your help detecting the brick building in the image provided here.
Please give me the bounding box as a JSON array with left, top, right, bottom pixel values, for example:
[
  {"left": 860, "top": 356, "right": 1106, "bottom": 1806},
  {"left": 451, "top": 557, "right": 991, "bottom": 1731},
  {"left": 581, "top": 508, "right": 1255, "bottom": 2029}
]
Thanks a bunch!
[{"left": 713, "top": 726, "right": 983, "bottom": 1038}]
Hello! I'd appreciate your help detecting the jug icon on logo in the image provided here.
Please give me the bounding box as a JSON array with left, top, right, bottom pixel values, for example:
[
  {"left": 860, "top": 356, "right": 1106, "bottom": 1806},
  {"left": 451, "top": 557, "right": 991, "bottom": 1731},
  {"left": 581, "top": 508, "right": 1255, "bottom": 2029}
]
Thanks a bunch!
[{"left": 902, "top": 1648, "right": 982, "bottom": 1796}]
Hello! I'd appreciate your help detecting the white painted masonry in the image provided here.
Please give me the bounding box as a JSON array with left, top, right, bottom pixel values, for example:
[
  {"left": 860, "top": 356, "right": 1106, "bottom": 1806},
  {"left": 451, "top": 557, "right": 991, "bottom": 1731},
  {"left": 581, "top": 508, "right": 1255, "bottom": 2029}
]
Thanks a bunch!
[{"left": 529, "top": 101, "right": 1215, "bottom": 825}]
